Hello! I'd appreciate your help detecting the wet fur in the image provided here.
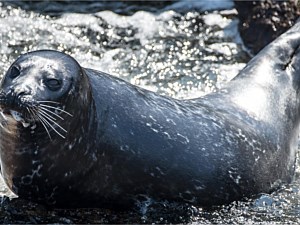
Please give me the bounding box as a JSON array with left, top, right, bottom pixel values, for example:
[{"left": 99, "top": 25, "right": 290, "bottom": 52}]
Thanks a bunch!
[{"left": 0, "top": 115, "right": 18, "bottom": 190}]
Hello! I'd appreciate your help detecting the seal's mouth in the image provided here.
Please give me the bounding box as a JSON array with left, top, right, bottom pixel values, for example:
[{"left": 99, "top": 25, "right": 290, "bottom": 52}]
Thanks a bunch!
[
  {"left": 9, "top": 110, "right": 31, "bottom": 128},
  {"left": 0, "top": 108, "right": 34, "bottom": 130},
  {"left": 0, "top": 91, "right": 37, "bottom": 124},
  {"left": 0, "top": 98, "right": 73, "bottom": 139},
  {"left": 0, "top": 100, "right": 36, "bottom": 125}
]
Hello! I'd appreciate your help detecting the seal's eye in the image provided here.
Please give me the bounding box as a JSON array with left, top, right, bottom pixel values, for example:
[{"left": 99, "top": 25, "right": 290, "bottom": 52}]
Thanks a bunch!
[
  {"left": 10, "top": 66, "right": 20, "bottom": 79},
  {"left": 45, "top": 78, "right": 62, "bottom": 91}
]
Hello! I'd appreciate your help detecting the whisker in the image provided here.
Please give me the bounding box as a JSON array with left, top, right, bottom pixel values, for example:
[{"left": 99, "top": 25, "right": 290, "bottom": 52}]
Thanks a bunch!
[
  {"left": 38, "top": 109, "right": 58, "bottom": 121},
  {"left": 26, "top": 107, "right": 34, "bottom": 121},
  {"left": 28, "top": 108, "right": 42, "bottom": 124},
  {"left": 35, "top": 113, "right": 53, "bottom": 140},
  {"left": 36, "top": 113, "right": 65, "bottom": 139},
  {"left": 39, "top": 104, "right": 73, "bottom": 117},
  {"left": 28, "top": 108, "right": 52, "bottom": 140},
  {"left": 0, "top": 112, "right": 5, "bottom": 129},
  {"left": 31, "top": 107, "right": 68, "bottom": 139},
  {"left": 38, "top": 112, "right": 67, "bottom": 133},
  {"left": 0, "top": 119, "right": 5, "bottom": 129},
  {"left": 0, "top": 111, "right": 7, "bottom": 120},
  {"left": 0, "top": 111, "right": 10, "bottom": 132},
  {"left": 37, "top": 100, "right": 61, "bottom": 105},
  {"left": 36, "top": 106, "right": 64, "bottom": 120}
]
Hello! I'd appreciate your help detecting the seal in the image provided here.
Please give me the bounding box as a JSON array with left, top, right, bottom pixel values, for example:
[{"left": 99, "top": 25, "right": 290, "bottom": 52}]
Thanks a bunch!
[{"left": 1, "top": 21, "right": 300, "bottom": 208}]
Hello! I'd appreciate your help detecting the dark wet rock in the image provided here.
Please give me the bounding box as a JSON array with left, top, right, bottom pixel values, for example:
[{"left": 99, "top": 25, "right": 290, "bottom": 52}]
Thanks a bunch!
[
  {"left": 0, "top": 197, "right": 204, "bottom": 224},
  {"left": 234, "top": 0, "right": 300, "bottom": 55}
]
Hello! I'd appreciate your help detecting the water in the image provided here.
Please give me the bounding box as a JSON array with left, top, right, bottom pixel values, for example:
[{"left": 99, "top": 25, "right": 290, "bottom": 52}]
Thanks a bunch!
[{"left": 0, "top": 1, "right": 299, "bottom": 223}]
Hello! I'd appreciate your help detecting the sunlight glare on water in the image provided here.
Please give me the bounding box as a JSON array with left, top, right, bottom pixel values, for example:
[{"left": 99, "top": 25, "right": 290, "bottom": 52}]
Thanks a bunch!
[{"left": 0, "top": 3, "right": 246, "bottom": 100}]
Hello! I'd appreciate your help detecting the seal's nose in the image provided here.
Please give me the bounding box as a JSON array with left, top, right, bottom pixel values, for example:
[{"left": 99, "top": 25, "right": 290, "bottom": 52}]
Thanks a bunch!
[
  {"left": 1, "top": 86, "right": 32, "bottom": 109},
  {"left": 14, "top": 86, "right": 32, "bottom": 96}
]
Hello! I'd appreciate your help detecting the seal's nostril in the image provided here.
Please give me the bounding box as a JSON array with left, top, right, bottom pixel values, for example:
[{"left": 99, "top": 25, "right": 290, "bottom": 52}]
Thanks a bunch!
[
  {"left": 13, "top": 86, "right": 31, "bottom": 97},
  {"left": 16, "top": 91, "right": 26, "bottom": 98}
]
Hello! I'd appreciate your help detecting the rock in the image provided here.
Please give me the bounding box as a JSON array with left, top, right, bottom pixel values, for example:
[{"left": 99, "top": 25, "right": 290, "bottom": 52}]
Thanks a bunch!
[{"left": 235, "top": 0, "right": 300, "bottom": 54}]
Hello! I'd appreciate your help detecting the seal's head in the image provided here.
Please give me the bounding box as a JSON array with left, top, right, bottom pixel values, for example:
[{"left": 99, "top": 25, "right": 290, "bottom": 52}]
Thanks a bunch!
[
  {"left": 0, "top": 50, "right": 94, "bottom": 203},
  {"left": 0, "top": 50, "right": 89, "bottom": 138}
]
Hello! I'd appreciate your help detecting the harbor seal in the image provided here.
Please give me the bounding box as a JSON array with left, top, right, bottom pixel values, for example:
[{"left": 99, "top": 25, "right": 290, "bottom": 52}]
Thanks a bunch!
[{"left": 1, "top": 21, "right": 300, "bottom": 208}]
